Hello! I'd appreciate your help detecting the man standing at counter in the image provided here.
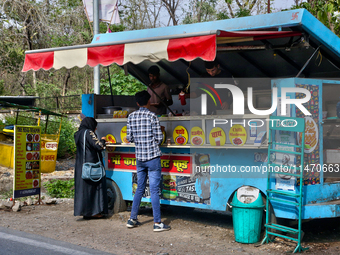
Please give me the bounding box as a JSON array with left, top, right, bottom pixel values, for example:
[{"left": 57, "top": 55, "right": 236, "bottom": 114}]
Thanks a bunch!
[
  {"left": 126, "top": 90, "right": 171, "bottom": 232},
  {"left": 180, "top": 60, "right": 232, "bottom": 114},
  {"left": 147, "top": 65, "right": 173, "bottom": 115}
]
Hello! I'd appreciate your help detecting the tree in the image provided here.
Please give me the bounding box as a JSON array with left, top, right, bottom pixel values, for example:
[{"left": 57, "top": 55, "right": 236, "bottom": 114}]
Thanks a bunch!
[
  {"left": 100, "top": 66, "right": 145, "bottom": 96},
  {"left": 162, "top": 0, "right": 180, "bottom": 26},
  {"left": 224, "top": 0, "right": 272, "bottom": 18},
  {"left": 119, "top": 0, "right": 162, "bottom": 29},
  {"left": 182, "top": 0, "right": 218, "bottom": 24},
  {"left": 0, "top": 0, "right": 93, "bottom": 98},
  {"left": 291, "top": 0, "right": 340, "bottom": 34}
]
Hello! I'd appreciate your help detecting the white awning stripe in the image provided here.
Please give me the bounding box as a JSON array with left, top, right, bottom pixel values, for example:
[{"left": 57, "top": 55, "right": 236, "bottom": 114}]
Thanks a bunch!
[
  {"left": 53, "top": 48, "right": 88, "bottom": 69},
  {"left": 123, "top": 39, "right": 169, "bottom": 64}
]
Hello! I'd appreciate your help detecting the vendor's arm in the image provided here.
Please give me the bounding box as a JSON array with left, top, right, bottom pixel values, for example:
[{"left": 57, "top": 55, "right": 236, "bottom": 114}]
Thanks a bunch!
[
  {"left": 164, "top": 84, "right": 173, "bottom": 106},
  {"left": 151, "top": 115, "right": 163, "bottom": 145},
  {"left": 87, "top": 131, "right": 106, "bottom": 151},
  {"left": 221, "top": 101, "right": 230, "bottom": 110},
  {"left": 220, "top": 90, "right": 233, "bottom": 110}
]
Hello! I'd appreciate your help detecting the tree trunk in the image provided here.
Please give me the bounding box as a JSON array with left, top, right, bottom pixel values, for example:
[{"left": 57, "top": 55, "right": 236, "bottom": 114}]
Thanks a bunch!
[
  {"left": 162, "top": 0, "right": 179, "bottom": 26},
  {"left": 328, "top": 12, "right": 335, "bottom": 33},
  {"left": 32, "top": 71, "right": 38, "bottom": 96},
  {"left": 62, "top": 70, "right": 71, "bottom": 109},
  {"left": 227, "top": 3, "right": 235, "bottom": 18},
  {"left": 19, "top": 73, "right": 27, "bottom": 95},
  {"left": 62, "top": 70, "right": 71, "bottom": 97}
]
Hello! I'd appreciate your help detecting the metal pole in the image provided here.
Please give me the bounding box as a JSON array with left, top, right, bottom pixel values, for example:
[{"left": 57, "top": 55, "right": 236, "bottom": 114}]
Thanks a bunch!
[
  {"left": 107, "top": 67, "right": 114, "bottom": 105},
  {"left": 268, "top": 0, "right": 270, "bottom": 13},
  {"left": 93, "top": 0, "right": 100, "bottom": 94}
]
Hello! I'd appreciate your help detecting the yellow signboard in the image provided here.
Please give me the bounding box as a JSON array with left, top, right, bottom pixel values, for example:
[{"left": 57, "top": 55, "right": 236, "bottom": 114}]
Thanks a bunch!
[
  {"left": 190, "top": 126, "right": 205, "bottom": 145},
  {"left": 14, "top": 125, "right": 41, "bottom": 198},
  {"left": 106, "top": 134, "right": 116, "bottom": 152},
  {"left": 161, "top": 129, "right": 166, "bottom": 145},
  {"left": 41, "top": 137, "right": 58, "bottom": 173},
  {"left": 229, "top": 124, "right": 247, "bottom": 146},
  {"left": 120, "top": 126, "right": 130, "bottom": 144},
  {"left": 106, "top": 134, "right": 117, "bottom": 144},
  {"left": 209, "top": 127, "right": 226, "bottom": 146},
  {"left": 173, "top": 126, "right": 188, "bottom": 145}
]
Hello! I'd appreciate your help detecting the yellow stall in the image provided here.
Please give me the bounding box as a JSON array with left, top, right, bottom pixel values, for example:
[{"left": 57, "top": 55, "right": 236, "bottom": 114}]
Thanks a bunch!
[{"left": 0, "top": 101, "right": 65, "bottom": 173}]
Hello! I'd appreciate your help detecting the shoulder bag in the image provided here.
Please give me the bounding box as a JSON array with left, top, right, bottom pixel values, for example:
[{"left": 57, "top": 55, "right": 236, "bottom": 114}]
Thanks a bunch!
[{"left": 81, "top": 130, "right": 106, "bottom": 182}]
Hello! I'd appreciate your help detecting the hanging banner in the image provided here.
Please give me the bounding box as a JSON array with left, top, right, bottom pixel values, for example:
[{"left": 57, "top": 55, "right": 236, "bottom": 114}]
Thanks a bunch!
[
  {"left": 107, "top": 152, "right": 193, "bottom": 176},
  {"left": 82, "top": 0, "right": 120, "bottom": 24},
  {"left": 14, "top": 126, "right": 41, "bottom": 198}
]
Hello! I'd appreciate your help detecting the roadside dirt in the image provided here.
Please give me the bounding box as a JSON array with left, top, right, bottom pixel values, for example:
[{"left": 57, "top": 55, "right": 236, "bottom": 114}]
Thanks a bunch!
[{"left": 1, "top": 160, "right": 340, "bottom": 254}]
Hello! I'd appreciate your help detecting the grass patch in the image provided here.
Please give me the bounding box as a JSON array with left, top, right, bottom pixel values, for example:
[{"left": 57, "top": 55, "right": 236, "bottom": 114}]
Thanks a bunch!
[
  {"left": 0, "top": 189, "right": 30, "bottom": 201},
  {"left": 0, "top": 189, "right": 13, "bottom": 199},
  {"left": 43, "top": 179, "right": 75, "bottom": 198}
]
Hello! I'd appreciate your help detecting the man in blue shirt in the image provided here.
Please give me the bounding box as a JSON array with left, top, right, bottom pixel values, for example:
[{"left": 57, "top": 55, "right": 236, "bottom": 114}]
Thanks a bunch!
[{"left": 126, "top": 90, "right": 171, "bottom": 232}]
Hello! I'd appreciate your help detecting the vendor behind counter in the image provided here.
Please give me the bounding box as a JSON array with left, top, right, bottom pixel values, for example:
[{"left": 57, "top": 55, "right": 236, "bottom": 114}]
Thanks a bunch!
[
  {"left": 172, "top": 77, "right": 234, "bottom": 116},
  {"left": 147, "top": 65, "right": 173, "bottom": 115}
]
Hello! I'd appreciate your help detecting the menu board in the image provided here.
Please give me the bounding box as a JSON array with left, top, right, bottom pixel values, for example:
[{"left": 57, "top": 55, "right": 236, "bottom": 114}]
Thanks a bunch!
[{"left": 14, "top": 125, "right": 41, "bottom": 198}]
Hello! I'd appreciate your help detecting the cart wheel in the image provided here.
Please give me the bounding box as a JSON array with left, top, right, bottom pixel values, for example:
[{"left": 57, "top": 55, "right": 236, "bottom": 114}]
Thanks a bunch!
[{"left": 106, "top": 178, "right": 126, "bottom": 215}]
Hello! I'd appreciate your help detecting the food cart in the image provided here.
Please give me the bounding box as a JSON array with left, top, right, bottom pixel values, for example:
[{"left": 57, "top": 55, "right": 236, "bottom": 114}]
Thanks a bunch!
[{"left": 22, "top": 9, "right": 340, "bottom": 251}]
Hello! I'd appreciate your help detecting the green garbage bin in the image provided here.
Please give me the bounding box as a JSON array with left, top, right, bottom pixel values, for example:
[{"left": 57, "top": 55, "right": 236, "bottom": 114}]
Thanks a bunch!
[{"left": 230, "top": 186, "right": 264, "bottom": 244}]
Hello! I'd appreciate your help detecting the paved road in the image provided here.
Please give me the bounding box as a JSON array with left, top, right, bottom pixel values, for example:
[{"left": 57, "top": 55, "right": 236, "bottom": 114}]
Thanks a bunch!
[{"left": 0, "top": 226, "right": 114, "bottom": 255}]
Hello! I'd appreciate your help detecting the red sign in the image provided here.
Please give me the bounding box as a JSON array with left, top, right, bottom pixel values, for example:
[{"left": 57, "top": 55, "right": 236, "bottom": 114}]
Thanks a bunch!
[{"left": 107, "top": 153, "right": 193, "bottom": 175}]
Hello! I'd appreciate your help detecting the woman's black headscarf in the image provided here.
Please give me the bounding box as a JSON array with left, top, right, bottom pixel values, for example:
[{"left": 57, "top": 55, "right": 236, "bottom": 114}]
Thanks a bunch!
[{"left": 78, "top": 117, "right": 97, "bottom": 132}]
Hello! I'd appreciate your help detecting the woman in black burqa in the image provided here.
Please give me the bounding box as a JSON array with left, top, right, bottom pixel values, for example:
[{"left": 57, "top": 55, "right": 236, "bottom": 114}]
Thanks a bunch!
[{"left": 74, "top": 117, "right": 108, "bottom": 218}]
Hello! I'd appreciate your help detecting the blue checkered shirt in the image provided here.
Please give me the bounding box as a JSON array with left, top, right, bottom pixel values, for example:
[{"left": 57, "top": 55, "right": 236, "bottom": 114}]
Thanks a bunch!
[{"left": 126, "top": 107, "right": 163, "bottom": 161}]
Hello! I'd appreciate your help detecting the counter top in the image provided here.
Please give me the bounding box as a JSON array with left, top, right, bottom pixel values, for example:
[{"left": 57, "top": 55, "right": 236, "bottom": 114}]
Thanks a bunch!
[
  {"left": 106, "top": 143, "right": 268, "bottom": 149},
  {"left": 97, "top": 114, "right": 269, "bottom": 122}
]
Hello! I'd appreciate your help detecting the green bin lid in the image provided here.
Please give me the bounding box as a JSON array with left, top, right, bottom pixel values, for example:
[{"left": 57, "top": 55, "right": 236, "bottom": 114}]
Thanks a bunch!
[{"left": 230, "top": 188, "right": 264, "bottom": 209}]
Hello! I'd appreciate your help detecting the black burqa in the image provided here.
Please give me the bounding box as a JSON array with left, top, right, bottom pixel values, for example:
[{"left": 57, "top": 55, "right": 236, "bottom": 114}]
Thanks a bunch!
[{"left": 74, "top": 117, "right": 108, "bottom": 216}]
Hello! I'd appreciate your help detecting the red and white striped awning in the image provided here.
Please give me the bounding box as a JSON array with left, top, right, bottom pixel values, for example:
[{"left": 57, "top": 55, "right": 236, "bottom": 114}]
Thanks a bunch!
[{"left": 22, "top": 30, "right": 301, "bottom": 72}]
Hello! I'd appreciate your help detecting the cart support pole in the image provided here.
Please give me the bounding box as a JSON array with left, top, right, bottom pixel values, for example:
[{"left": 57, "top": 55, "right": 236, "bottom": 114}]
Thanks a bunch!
[
  {"left": 93, "top": 0, "right": 100, "bottom": 95},
  {"left": 107, "top": 66, "right": 114, "bottom": 105}
]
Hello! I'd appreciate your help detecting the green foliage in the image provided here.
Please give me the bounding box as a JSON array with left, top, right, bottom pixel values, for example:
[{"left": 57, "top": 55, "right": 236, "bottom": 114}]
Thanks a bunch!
[
  {"left": 0, "top": 189, "right": 27, "bottom": 201},
  {"left": 99, "top": 67, "right": 146, "bottom": 95},
  {"left": 0, "top": 189, "right": 13, "bottom": 199},
  {"left": 4, "top": 112, "right": 38, "bottom": 126},
  {"left": 290, "top": 0, "right": 340, "bottom": 35},
  {"left": 26, "top": 81, "right": 62, "bottom": 98},
  {"left": 0, "top": 0, "right": 92, "bottom": 96},
  {"left": 43, "top": 179, "right": 75, "bottom": 198},
  {"left": 57, "top": 118, "right": 77, "bottom": 158},
  {"left": 41, "top": 116, "right": 77, "bottom": 158},
  {"left": 3, "top": 114, "right": 77, "bottom": 158},
  {"left": 182, "top": 0, "right": 218, "bottom": 24},
  {"left": 0, "top": 80, "right": 4, "bottom": 95},
  {"left": 235, "top": 8, "right": 251, "bottom": 18},
  {"left": 216, "top": 12, "right": 230, "bottom": 20}
]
